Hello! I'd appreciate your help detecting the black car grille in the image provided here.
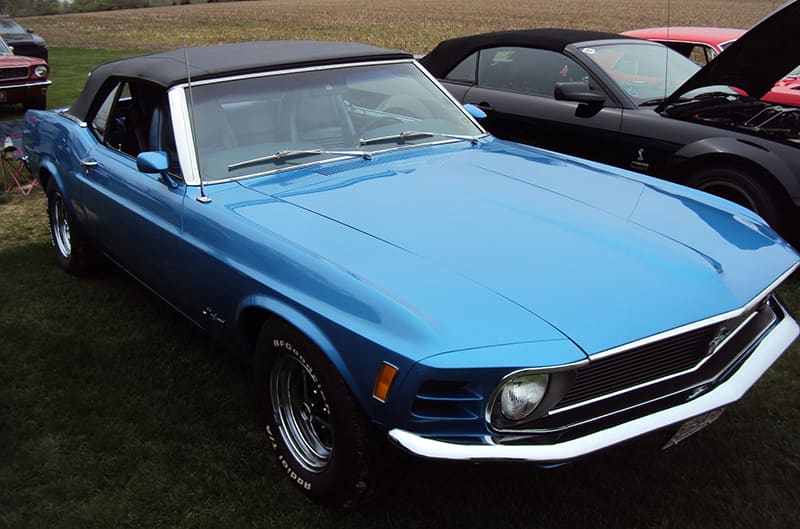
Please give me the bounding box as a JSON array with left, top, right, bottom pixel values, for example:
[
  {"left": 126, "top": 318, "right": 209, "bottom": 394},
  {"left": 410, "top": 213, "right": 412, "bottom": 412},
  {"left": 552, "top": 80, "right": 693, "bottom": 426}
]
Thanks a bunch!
[
  {"left": 0, "top": 67, "right": 28, "bottom": 81},
  {"left": 498, "top": 294, "right": 783, "bottom": 437},
  {"left": 5, "top": 43, "right": 46, "bottom": 61},
  {"left": 555, "top": 326, "right": 723, "bottom": 409}
]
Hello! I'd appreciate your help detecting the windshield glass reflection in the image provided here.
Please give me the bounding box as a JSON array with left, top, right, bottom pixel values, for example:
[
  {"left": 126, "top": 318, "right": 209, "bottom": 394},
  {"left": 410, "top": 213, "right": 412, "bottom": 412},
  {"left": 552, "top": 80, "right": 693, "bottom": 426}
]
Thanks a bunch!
[
  {"left": 188, "top": 62, "right": 484, "bottom": 182},
  {"left": 579, "top": 43, "right": 700, "bottom": 104}
]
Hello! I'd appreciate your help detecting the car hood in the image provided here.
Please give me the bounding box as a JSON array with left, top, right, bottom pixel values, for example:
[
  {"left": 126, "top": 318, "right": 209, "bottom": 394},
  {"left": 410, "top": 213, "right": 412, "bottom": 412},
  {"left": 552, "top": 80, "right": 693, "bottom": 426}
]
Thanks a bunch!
[
  {"left": 2, "top": 32, "right": 36, "bottom": 44},
  {"left": 239, "top": 140, "right": 798, "bottom": 356},
  {"left": 0, "top": 53, "right": 43, "bottom": 67},
  {"left": 664, "top": 0, "right": 800, "bottom": 104}
]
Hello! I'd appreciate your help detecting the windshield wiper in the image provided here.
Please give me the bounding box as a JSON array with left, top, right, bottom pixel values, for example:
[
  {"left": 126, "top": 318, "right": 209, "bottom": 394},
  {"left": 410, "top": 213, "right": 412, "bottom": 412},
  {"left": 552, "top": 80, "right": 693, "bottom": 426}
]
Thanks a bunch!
[
  {"left": 228, "top": 149, "right": 372, "bottom": 171},
  {"left": 639, "top": 98, "right": 665, "bottom": 106},
  {"left": 358, "top": 130, "right": 480, "bottom": 146}
]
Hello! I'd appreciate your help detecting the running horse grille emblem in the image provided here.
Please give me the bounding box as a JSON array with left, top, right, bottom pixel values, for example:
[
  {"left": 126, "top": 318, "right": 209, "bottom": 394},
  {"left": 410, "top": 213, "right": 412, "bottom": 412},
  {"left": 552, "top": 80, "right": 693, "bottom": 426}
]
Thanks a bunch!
[{"left": 706, "top": 325, "right": 730, "bottom": 356}]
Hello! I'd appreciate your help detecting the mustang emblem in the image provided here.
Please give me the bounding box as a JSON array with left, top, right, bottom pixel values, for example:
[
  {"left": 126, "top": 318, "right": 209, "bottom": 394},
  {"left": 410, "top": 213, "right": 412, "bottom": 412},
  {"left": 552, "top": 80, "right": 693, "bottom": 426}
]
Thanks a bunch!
[{"left": 707, "top": 325, "right": 731, "bottom": 356}]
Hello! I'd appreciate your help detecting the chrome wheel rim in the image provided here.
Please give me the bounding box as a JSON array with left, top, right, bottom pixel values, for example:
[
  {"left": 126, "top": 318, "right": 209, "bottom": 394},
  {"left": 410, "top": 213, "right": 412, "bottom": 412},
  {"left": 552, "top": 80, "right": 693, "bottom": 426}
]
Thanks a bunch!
[
  {"left": 51, "top": 194, "right": 72, "bottom": 258},
  {"left": 270, "top": 354, "right": 333, "bottom": 472}
]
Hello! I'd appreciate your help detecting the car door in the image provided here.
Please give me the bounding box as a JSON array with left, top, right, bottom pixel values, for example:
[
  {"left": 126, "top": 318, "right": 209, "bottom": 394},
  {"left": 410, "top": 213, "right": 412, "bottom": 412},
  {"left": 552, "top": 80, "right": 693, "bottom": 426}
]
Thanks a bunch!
[
  {"left": 440, "top": 46, "right": 626, "bottom": 165},
  {"left": 79, "top": 79, "right": 188, "bottom": 299}
]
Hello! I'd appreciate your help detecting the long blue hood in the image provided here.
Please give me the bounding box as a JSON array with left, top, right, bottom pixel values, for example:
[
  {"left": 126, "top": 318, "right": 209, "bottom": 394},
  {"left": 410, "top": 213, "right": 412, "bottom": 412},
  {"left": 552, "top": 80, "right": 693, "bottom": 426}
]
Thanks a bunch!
[{"left": 236, "top": 139, "right": 798, "bottom": 356}]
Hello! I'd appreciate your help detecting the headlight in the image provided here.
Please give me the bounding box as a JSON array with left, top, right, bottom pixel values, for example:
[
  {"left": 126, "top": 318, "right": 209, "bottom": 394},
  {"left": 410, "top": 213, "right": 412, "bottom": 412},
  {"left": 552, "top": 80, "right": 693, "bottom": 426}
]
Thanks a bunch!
[
  {"left": 498, "top": 373, "right": 549, "bottom": 420},
  {"left": 33, "top": 65, "right": 47, "bottom": 78}
]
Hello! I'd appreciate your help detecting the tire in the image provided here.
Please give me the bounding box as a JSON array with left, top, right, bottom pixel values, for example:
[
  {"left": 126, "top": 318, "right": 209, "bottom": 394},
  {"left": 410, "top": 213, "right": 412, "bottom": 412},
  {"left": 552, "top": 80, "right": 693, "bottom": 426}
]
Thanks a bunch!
[
  {"left": 24, "top": 95, "right": 46, "bottom": 111},
  {"left": 686, "top": 166, "right": 786, "bottom": 234},
  {"left": 46, "top": 178, "right": 95, "bottom": 275},
  {"left": 254, "top": 320, "right": 379, "bottom": 507}
]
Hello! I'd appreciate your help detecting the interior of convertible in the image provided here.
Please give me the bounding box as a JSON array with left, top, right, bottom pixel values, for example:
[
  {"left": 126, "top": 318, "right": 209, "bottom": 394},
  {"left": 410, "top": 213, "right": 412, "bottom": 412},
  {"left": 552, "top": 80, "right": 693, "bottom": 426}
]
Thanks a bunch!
[{"left": 188, "top": 62, "right": 482, "bottom": 181}]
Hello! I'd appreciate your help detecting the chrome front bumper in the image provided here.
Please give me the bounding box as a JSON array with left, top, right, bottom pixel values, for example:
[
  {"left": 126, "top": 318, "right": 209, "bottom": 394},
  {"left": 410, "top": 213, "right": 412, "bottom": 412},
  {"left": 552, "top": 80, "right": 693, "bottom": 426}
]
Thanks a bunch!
[{"left": 389, "top": 311, "right": 798, "bottom": 462}]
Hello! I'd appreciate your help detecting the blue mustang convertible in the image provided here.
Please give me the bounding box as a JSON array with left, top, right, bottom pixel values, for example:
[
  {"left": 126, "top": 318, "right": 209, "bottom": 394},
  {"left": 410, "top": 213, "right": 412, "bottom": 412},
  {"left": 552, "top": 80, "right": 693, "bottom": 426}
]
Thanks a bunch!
[{"left": 23, "top": 41, "right": 800, "bottom": 507}]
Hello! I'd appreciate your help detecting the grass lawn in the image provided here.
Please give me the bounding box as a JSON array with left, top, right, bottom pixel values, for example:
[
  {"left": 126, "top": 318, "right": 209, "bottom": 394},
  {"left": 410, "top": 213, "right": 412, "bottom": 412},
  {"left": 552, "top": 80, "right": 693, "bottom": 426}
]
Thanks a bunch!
[{"left": 2, "top": 3, "right": 800, "bottom": 527}]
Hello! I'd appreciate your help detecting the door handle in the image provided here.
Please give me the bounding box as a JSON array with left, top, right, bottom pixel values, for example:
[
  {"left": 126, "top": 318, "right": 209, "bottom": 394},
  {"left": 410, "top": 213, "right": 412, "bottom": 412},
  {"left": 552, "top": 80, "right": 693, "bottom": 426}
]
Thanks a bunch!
[
  {"left": 475, "top": 102, "right": 494, "bottom": 112},
  {"left": 80, "top": 158, "right": 98, "bottom": 168}
]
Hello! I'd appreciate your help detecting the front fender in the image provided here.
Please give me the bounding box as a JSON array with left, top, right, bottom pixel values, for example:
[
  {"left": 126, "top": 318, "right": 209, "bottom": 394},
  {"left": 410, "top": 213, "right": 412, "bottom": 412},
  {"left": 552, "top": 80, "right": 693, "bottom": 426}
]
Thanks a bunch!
[
  {"left": 668, "top": 136, "right": 799, "bottom": 199},
  {"left": 235, "top": 293, "right": 415, "bottom": 424}
]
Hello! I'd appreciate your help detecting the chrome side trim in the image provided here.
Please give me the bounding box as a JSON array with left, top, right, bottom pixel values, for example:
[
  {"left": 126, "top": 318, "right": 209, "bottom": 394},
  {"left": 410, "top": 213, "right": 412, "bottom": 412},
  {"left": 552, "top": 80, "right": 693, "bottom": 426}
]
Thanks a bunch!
[
  {"left": 589, "top": 262, "right": 798, "bottom": 362},
  {"left": 59, "top": 111, "right": 87, "bottom": 128},
  {"left": 388, "top": 312, "right": 798, "bottom": 462}
]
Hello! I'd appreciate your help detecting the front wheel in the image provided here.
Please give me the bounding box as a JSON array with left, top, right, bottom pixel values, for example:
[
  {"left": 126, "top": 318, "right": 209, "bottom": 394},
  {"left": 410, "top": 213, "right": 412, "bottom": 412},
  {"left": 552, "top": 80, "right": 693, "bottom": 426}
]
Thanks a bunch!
[
  {"left": 254, "top": 321, "right": 379, "bottom": 507},
  {"left": 686, "top": 166, "right": 786, "bottom": 234}
]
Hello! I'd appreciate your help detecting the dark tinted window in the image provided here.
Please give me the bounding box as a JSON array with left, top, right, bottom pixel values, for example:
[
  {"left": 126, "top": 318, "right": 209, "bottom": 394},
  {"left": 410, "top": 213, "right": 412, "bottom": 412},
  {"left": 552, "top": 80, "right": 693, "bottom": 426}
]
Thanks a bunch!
[
  {"left": 445, "top": 52, "right": 478, "bottom": 84},
  {"left": 0, "top": 19, "right": 24, "bottom": 34},
  {"left": 477, "top": 47, "right": 590, "bottom": 97}
]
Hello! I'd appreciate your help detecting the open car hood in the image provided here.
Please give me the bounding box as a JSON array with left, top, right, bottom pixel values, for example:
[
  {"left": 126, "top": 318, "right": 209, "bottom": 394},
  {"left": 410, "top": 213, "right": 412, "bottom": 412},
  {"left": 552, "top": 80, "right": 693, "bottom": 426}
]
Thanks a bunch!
[{"left": 662, "top": 0, "right": 800, "bottom": 106}]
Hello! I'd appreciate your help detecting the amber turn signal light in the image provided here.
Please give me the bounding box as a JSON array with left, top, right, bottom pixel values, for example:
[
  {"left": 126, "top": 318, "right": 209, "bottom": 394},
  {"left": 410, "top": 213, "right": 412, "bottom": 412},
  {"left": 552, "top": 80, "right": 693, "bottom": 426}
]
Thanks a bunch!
[{"left": 372, "top": 362, "right": 398, "bottom": 403}]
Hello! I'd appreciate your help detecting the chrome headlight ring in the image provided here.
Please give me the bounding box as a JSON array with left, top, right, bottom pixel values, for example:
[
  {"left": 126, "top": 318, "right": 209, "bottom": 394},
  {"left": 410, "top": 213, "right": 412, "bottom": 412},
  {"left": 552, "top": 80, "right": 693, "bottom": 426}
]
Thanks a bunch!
[{"left": 487, "top": 367, "right": 577, "bottom": 431}]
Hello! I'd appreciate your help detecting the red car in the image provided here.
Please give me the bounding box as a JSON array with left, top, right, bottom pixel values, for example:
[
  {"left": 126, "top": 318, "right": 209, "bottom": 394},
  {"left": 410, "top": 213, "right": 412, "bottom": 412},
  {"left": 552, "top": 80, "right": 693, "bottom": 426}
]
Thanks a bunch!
[
  {"left": 0, "top": 35, "right": 50, "bottom": 110},
  {"left": 623, "top": 27, "right": 800, "bottom": 106}
]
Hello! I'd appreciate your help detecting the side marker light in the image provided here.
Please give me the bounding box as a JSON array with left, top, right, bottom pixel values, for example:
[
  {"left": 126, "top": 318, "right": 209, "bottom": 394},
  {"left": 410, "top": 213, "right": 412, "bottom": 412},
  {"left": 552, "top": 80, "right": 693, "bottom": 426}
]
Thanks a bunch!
[{"left": 372, "top": 362, "right": 398, "bottom": 403}]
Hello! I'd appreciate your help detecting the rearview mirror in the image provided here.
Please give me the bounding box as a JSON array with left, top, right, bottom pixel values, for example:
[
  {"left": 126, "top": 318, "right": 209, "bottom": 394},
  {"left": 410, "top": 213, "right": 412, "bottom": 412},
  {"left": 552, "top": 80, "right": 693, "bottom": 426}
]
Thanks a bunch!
[{"left": 554, "top": 82, "right": 605, "bottom": 106}]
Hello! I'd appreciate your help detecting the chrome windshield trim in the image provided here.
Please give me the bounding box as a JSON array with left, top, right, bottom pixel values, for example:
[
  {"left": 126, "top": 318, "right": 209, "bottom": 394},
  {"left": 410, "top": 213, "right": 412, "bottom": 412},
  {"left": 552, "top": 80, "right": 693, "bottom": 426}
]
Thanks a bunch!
[
  {"left": 588, "top": 261, "right": 798, "bottom": 362},
  {"left": 176, "top": 58, "right": 415, "bottom": 88},
  {"left": 389, "top": 312, "right": 798, "bottom": 462},
  {"left": 170, "top": 59, "right": 487, "bottom": 187}
]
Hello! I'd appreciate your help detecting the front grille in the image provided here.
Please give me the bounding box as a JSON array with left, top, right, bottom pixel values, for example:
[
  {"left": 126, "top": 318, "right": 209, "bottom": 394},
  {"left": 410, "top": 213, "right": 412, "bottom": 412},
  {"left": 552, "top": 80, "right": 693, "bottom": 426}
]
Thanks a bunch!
[
  {"left": 498, "top": 295, "right": 783, "bottom": 437},
  {"left": 0, "top": 67, "right": 28, "bottom": 81},
  {"left": 6, "top": 44, "right": 46, "bottom": 60},
  {"left": 556, "top": 325, "right": 719, "bottom": 409}
]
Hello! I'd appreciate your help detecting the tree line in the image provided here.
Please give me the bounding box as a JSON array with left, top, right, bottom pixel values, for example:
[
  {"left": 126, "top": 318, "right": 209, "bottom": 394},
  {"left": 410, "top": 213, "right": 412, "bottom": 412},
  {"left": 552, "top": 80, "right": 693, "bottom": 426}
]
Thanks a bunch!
[{"left": 2, "top": 0, "right": 238, "bottom": 17}]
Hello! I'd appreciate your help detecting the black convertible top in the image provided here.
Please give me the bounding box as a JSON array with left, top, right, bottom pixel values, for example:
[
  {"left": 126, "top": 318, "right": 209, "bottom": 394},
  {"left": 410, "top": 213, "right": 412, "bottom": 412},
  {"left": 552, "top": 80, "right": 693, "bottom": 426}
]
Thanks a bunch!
[
  {"left": 420, "top": 28, "right": 633, "bottom": 77},
  {"left": 69, "top": 40, "right": 411, "bottom": 121}
]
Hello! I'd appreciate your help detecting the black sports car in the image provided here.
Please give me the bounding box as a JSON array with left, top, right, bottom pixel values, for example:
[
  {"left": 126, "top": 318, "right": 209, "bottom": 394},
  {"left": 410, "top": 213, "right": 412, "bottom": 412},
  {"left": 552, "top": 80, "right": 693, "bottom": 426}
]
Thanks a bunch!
[
  {"left": 420, "top": 1, "right": 800, "bottom": 238},
  {"left": 0, "top": 18, "right": 47, "bottom": 60}
]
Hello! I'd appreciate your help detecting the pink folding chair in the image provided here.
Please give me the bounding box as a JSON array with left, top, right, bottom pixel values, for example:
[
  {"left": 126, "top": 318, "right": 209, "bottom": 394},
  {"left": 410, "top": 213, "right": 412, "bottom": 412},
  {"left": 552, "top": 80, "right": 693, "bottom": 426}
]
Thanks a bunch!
[{"left": 1, "top": 136, "right": 37, "bottom": 195}]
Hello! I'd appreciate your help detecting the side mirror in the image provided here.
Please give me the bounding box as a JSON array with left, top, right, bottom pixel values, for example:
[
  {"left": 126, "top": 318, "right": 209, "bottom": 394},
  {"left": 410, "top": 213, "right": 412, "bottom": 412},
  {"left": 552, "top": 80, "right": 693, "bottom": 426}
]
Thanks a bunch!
[
  {"left": 554, "top": 82, "right": 606, "bottom": 106},
  {"left": 463, "top": 103, "right": 487, "bottom": 119},
  {"left": 137, "top": 151, "right": 169, "bottom": 173},
  {"left": 138, "top": 151, "right": 179, "bottom": 189}
]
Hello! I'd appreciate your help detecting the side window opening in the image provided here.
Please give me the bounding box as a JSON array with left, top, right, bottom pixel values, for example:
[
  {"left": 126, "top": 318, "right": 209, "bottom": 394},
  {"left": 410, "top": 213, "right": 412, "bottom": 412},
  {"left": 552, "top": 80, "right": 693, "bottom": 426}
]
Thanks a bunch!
[
  {"left": 477, "top": 47, "right": 592, "bottom": 98},
  {"left": 88, "top": 79, "right": 181, "bottom": 178},
  {"left": 445, "top": 52, "right": 478, "bottom": 84},
  {"left": 90, "top": 83, "right": 120, "bottom": 139}
]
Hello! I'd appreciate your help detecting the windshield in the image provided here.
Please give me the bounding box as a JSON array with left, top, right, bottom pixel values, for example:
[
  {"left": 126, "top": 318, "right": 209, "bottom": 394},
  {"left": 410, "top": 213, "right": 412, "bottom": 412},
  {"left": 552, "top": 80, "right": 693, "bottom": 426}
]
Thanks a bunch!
[
  {"left": 578, "top": 42, "right": 700, "bottom": 104},
  {"left": 187, "top": 62, "right": 484, "bottom": 182},
  {"left": 0, "top": 20, "right": 24, "bottom": 34}
]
